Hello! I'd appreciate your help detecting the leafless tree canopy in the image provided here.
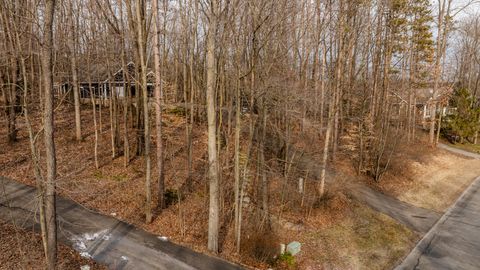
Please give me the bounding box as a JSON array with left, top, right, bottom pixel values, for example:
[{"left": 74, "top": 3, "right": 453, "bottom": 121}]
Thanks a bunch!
[{"left": 1, "top": 0, "right": 480, "bottom": 267}]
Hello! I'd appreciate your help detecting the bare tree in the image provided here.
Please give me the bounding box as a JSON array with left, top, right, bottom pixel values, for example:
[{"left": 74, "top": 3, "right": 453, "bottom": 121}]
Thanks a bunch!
[
  {"left": 430, "top": 0, "right": 452, "bottom": 145},
  {"left": 153, "top": 0, "right": 165, "bottom": 209},
  {"left": 133, "top": 0, "right": 153, "bottom": 223},
  {"left": 68, "top": 1, "right": 82, "bottom": 141},
  {"left": 206, "top": 0, "right": 220, "bottom": 253},
  {"left": 41, "top": 0, "right": 58, "bottom": 267}
]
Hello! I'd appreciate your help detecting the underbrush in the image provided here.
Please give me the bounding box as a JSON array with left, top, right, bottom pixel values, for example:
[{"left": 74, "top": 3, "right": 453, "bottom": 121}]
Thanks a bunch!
[
  {"left": 362, "top": 137, "right": 437, "bottom": 195},
  {"left": 0, "top": 104, "right": 420, "bottom": 269},
  {"left": 297, "top": 202, "right": 417, "bottom": 269},
  {"left": 241, "top": 221, "right": 279, "bottom": 264},
  {"left": 0, "top": 221, "right": 107, "bottom": 269}
]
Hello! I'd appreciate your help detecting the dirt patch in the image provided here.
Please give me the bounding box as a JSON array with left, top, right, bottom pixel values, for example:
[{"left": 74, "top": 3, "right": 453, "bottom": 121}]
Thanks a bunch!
[
  {"left": 0, "top": 220, "right": 106, "bottom": 270},
  {"left": 295, "top": 202, "right": 417, "bottom": 270},
  {"left": 358, "top": 140, "right": 435, "bottom": 196},
  {"left": 354, "top": 135, "right": 480, "bottom": 213},
  {"left": 397, "top": 150, "right": 480, "bottom": 212}
]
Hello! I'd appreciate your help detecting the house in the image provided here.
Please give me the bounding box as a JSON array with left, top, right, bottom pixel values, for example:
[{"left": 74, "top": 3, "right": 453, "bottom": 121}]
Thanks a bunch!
[
  {"left": 415, "top": 85, "right": 454, "bottom": 127},
  {"left": 57, "top": 62, "right": 155, "bottom": 102},
  {"left": 385, "top": 83, "right": 454, "bottom": 127}
]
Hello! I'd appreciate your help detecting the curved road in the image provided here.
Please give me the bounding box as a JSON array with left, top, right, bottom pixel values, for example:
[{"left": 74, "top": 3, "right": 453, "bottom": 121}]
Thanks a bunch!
[
  {"left": 397, "top": 145, "right": 480, "bottom": 270},
  {"left": 438, "top": 143, "right": 480, "bottom": 159},
  {"left": 0, "top": 176, "right": 243, "bottom": 270},
  {"left": 396, "top": 176, "right": 480, "bottom": 270}
]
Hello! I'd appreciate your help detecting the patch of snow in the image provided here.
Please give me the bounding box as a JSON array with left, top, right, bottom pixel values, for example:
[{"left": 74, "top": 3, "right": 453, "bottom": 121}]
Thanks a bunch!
[
  {"left": 80, "top": 265, "right": 91, "bottom": 270},
  {"left": 121, "top": 255, "right": 129, "bottom": 261},
  {"left": 102, "top": 234, "right": 112, "bottom": 241},
  {"left": 157, "top": 236, "right": 168, "bottom": 241},
  {"left": 73, "top": 240, "right": 87, "bottom": 251},
  {"left": 83, "top": 229, "right": 108, "bottom": 241},
  {"left": 71, "top": 229, "right": 110, "bottom": 254},
  {"left": 80, "top": 252, "right": 92, "bottom": 259},
  {"left": 84, "top": 233, "right": 96, "bottom": 241}
]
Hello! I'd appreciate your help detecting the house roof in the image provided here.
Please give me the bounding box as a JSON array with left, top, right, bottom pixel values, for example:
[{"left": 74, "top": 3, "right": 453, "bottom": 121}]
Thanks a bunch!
[
  {"left": 390, "top": 82, "right": 454, "bottom": 105},
  {"left": 414, "top": 85, "right": 453, "bottom": 104},
  {"left": 108, "top": 62, "right": 155, "bottom": 84},
  {"left": 112, "top": 62, "right": 135, "bottom": 82}
]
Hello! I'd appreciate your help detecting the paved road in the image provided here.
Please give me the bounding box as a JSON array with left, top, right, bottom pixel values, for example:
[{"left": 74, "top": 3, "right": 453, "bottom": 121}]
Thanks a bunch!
[
  {"left": 350, "top": 185, "right": 441, "bottom": 234},
  {"left": 0, "top": 177, "right": 243, "bottom": 270},
  {"left": 396, "top": 176, "right": 480, "bottom": 270},
  {"left": 439, "top": 143, "right": 480, "bottom": 159}
]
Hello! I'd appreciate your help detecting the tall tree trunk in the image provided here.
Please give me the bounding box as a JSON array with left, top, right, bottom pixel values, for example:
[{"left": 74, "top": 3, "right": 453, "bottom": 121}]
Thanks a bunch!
[
  {"left": 41, "top": 0, "right": 57, "bottom": 267},
  {"left": 153, "top": 0, "right": 165, "bottom": 210},
  {"left": 206, "top": 0, "right": 219, "bottom": 253},
  {"left": 2, "top": 12, "right": 18, "bottom": 143},
  {"left": 69, "top": 5, "right": 81, "bottom": 141},
  {"left": 135, "top": 0, "right": 152, "bottom": 223},
  {"left": 187, "top": 0, "right": 198, "bottom": 189},
  {"left": 87, "top": 50, "right": 99, "bottom": 169},
  {"left": 19, "top": 47, "right": 48, "bottom": 263},
  {"left": 119, "top": 10, "right": 130, "bottom": 167},
  {"left": 318, "top": 101, "right": 334, "bottom": 198},
  {"left": 234, "top": 74, "right": 241, "bottom": 253},
  {"left": 430, "top": 0, "right": 451, "bottom": 145},
  {"left": 260, "top": 99, "right": 268, "bottom": 216},
  {"left": 320, "top": 2, "right": 344, "bottom": 197},
  {"left": 319, "top": 42, "right": 326, "bottom": 133}
]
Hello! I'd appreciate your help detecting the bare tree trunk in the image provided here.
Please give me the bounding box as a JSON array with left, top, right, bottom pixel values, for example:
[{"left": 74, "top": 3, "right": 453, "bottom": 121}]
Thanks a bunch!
[
  {"left": 69, "top": 4, "right": 81, "bottom": 141},
  {"left": 41, "top": 0, "right": 57, "bottom": 267},
  {"left": 1, "top": 16, "right": 18, "bottom": 143},
  {"left": 319, "top": 2, "right": 344, "bottom": 197},
  {"left": 260, "top": 99, "right": 268, "bottom": 216},
  {"left": 318, "top": 91, "right": 334, "bottom": 198},
  {"left": 119, "top": 3, "right": 130, "bottom": 167},
  {"left": 19, "top": 47, "right": 48, "bottom": 263},
  {"left": 430, "top": 0, "right": 452, "bottom": 145},
  {"left": 187, "top": 0, "right": 198, "bottom": 189},
  {"left": 99, "top": 89, "right": 103, "bottom": 133},
  {"left": 412, "top": 97, "right": 417, "bottom": 140},
  {"left": 234, "top": 74, "right": 241, "bottom": 253},
  {"left": 153, "top": 0, "right": 165, "bottom": 210},
  {"left": 436, "top": 105, "right": 443, "bottom": 145},
  {"left": 6, "top": 76, "right": 17, "bottom": 143},
  {"left": 206, "top": 0, "right": 219, "bottom": 253},
  {"left": 135, "top": 0, "right": 152, "bottom": 223},
  {"left": 319, "top": 42, "right": 326, "bottom": 133},
  {"left": 87, "top": 50, "right": 99, "bottom": 169},
  {"left": 474, "top": 130, "right": 479, "bottom": 145},
  {"left": 106, "top": 55, "right": 118, "bottom": 158},
  {"left": 1, "top": 9, "right": 18, "bottom": 143}
]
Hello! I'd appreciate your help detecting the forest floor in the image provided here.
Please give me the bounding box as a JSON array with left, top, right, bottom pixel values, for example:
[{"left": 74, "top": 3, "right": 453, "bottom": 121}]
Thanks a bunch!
[
  {"left": 0, "top": 220, "right": 106, "bottom": 270},
  {"left": 1, "top": 103, "right": 480, "bottom": 269},
  {"left": 372, "top": 143, "right": 480, "bottom": 213}
]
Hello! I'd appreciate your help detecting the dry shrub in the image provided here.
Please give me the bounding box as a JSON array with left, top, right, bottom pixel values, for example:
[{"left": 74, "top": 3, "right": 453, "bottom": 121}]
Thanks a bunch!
[
  {"left": 313, "top": 189, "right": 349, "bottom": 212},
  {"left": 241, "top": 218, "right": 279, "bottom": 264},
  {"left": 328, "top": 192, "right": 349, "bottom": 212},
  {"left": 369, "top": 139, "right": 437, "bottom": 195},
  {"left": 312, "top": 189, "right": 335, "bottom": 209}
]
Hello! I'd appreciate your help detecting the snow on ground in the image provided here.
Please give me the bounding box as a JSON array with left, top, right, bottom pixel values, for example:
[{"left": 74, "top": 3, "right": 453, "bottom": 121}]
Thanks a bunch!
[
  {"left": 158, "top": 236, "right": 169, "bottom": 241},
  {"left": 70, "top": 229, "right": 110, "bottom": 259}
]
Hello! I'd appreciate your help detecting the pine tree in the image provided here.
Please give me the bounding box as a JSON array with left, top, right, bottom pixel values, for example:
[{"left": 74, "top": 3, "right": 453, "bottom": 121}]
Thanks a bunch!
[
  {"left": 409, "top": 0, "right": 434, "bottom": 86},
  {"left": 447, "top": 88, "right": 480, "bottom": 143}
]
